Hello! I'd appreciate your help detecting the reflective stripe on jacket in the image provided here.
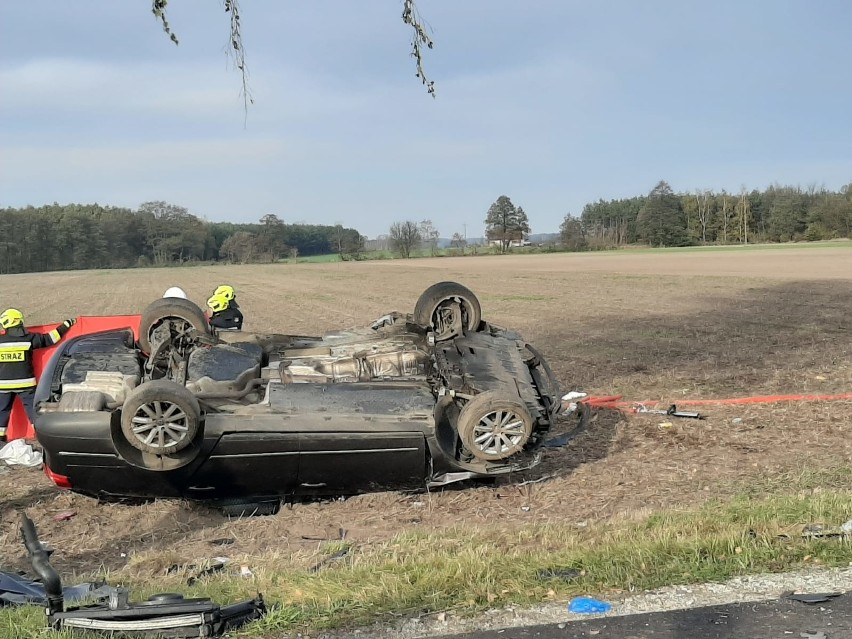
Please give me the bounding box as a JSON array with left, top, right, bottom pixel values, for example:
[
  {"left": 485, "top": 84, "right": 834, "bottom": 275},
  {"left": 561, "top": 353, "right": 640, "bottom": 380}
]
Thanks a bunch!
[{"left": 0, "top": 324, "right": 70, "bottom": 391}]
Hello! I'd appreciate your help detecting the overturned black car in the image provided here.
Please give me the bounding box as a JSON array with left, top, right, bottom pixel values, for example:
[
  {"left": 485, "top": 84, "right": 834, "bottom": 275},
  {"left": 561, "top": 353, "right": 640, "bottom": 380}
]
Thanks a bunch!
[{"left": 33, "top": 282, "right": 562, "bottom": 507}]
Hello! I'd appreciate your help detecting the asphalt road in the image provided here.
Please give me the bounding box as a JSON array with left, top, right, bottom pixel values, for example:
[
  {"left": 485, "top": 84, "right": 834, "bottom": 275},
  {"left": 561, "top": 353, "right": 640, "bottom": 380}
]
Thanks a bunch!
[{"left": 435, "top": 595, "right": 849, "bottom": 639}]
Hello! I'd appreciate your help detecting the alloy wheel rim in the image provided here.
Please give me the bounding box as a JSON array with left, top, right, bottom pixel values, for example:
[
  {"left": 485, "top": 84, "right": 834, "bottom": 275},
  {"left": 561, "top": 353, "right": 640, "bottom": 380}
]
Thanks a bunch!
[
  {"left": 130, "top": 400, "right": 189, "bottom": 450},
  {"left": 471, "top": 408, "right": 527, "bottom": 456}
]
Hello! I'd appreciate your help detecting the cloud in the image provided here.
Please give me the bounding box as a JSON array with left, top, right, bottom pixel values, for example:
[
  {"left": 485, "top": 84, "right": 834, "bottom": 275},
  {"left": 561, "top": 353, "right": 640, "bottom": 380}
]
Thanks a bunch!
[
  {"left": 2, "top": 0, "right": 850, "bottom": 241},
  {"left": 0, "top": 57, "right": 377, "bottom": 125},
  {"left": 0, "top": 59, "right": 231, "bottom": 117},
  {"left": 0, "top": 51, "right": 614, "bottom": 236},
  {"left": 0, "top": 138, "right": 285, "bottom": 184},
  {"left": 0, "top": 51, "right": 602, "bottom": 171}
]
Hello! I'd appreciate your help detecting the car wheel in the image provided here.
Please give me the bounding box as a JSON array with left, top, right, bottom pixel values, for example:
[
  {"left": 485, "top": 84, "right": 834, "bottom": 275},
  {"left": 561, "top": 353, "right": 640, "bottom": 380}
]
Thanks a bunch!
[
  {"left": 457, "top": 391, "right": 533, "bottom": 461},
  {"left": 413, "top": 281, "right": 482, "bottom": 342},
  {"left": 139, "top": 298, "right": 210, "bottom": 354},
  {"left": 120, "top": 380, "right": 201, "bottom": 455}
]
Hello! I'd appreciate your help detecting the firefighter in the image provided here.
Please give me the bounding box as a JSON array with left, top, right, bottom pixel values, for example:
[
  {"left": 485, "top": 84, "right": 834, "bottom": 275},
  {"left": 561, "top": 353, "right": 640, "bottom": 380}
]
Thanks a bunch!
[
  {"left": 0, "top": 309, "right": 76, "bottom": 439},
  {"left": 206, "top": 293, "right": 243, "bottom": 331}
]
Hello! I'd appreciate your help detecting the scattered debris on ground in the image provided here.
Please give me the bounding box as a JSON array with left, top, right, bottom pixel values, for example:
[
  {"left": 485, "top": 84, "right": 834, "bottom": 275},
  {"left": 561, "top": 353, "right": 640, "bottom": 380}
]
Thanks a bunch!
[
  {"left": 52, "top": 511, "right": 76, "bottom": 522},
  {"left": 802, "top": 522, "right": 852, "bottom": 540},
  {"left": 18, "top": 512, "right": 266, "bottom": 637},
  {"left": 0, "top": 439, "right": 42, "bottom": 467},
  {"left": 309, "top": 546, "right": 352, "bottom": 573},
  {"left": 209, "top": 537, "right": 235, "bottom": 547},
  {"left": 568, "top": 596, "right": 612, "bottom": 614},
  {"left": 0, "top": 570, "right": 114, "bottom": 607},
  {"left": 784, "top": 591, "right": 844, "bottom": 605}
]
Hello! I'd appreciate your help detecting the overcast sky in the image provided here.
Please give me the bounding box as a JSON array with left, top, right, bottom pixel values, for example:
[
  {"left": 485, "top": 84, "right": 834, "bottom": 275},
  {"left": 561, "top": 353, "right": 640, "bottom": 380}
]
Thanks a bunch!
[{"left": 1, "top": 1, "right": 850, "bottom": 238}]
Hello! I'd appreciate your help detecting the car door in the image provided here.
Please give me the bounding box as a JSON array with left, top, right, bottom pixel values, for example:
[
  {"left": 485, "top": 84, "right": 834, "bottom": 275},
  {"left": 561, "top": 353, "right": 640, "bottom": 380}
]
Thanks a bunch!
[
  {"left": 185, "top": 420, "right": 300, "bottom": 499},
  {"left": 265, "top": 381, "right": 433, "bottom": 495},
  {"left": 297, "top": 429, "right": 427, "bottom": 495}
]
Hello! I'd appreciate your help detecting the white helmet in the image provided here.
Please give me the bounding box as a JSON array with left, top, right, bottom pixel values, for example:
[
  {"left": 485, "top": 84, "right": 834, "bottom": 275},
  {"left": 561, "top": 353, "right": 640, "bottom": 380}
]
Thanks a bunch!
[{"left": 163, "top": 287, "right": 187, "bottom": 299}]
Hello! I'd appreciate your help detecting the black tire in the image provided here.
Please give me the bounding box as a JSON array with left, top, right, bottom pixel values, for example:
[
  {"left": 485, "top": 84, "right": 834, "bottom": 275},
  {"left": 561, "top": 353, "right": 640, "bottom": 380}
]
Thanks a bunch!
[
  {"left": 413, "top": 281, "right": 482, "bottom": 342},
  {"left": 457, "top": 391, "right": 533, "bottom": 461},
  {"left": 120, "top": 380, "right": 201, "bottom": 455},
  {"left": 139, "top": 298, "right": 210, "bottom": 353}
]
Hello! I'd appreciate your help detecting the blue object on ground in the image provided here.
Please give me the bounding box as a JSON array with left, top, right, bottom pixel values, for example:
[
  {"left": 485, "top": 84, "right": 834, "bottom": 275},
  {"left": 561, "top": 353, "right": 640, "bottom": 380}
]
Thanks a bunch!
[{"left": 568, "top": 596, "right": 612, "bottom": 614}]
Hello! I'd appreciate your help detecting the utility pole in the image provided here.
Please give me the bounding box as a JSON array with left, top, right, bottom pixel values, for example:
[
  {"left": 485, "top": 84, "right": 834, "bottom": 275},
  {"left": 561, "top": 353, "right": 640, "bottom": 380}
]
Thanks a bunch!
[{"left": 463, "top": 224, "right": 467, "bottom": 255}]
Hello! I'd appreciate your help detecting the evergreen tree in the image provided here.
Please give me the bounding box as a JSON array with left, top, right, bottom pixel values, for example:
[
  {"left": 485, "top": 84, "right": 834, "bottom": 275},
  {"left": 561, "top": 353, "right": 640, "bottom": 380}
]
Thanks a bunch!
[{"left": 637, "top": 181, "right": 690, "bottom": 247}]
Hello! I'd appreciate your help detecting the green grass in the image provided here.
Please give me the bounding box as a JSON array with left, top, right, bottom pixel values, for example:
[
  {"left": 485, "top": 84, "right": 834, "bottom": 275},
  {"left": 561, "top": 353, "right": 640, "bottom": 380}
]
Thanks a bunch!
[
  {"left": 267, "top": 240, "right": 852, "bottom": 267},
  {"left": 279, "top": 253, "right": 342, "bottom": 264},
  {"left": 600, "top": 239, "right": 852, "bottom": 256},
  {"left": 4, "top": 473, "right": 852, "bottom": 638},
  {"left": 296, "top": 241, "right": 852, "bottom": 264}
]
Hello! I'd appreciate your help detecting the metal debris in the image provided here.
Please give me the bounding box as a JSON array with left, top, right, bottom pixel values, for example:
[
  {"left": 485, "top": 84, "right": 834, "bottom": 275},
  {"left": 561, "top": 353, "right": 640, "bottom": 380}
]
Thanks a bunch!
[
  {"left": 308, "top": 547, "right": 351, "bottom": 573},
  {"left": 784, "top": 591, "right": 843, "bottom": 604}
]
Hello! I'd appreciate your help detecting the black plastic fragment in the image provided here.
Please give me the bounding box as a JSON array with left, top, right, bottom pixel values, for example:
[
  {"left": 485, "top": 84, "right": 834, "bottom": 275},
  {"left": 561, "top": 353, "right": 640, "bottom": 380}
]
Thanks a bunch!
[{"left": 783, "top": 591, "right": 844, "bottom": 604}]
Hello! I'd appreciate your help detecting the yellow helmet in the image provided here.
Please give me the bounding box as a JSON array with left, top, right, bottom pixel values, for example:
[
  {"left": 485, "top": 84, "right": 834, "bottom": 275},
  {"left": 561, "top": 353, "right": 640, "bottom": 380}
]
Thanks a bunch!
[
  {"left": 0, "top": 308, "right": 24, "bottom": 329},
  {"left": 214, "top": 285, "right": 235, "bottom": 301},
  {"left": 207, "top": 294, "right": 229, "bottom": 313}
]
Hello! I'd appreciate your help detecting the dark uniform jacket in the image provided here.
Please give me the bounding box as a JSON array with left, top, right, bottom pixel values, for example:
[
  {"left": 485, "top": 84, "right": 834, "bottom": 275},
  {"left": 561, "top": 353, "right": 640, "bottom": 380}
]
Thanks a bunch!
[
  {"left": 210, "top": 307, "right": 244, "bottom": 331},
  {"left": 0, "top": 323, "right": 71, "bottom": 391}
]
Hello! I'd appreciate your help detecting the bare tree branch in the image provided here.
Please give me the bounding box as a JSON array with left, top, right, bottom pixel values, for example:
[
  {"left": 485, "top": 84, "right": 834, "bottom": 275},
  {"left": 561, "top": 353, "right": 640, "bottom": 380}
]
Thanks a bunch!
[
  {"left": 402, "top": 0, "right": 436, "bottom": 97},
  {"left": 223, "top": 0, "right": 253, "bottom": 117},
  {"left": 151, "top": 0, "right": 436, "bottom": 116}
]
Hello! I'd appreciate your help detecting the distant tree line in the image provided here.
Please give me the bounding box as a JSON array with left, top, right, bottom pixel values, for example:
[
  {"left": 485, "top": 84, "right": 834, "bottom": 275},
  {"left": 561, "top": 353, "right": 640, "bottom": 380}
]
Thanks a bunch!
[
  {"left": 387, "top": 197, "right": 532, "bottom": 258},
  {"left": 6, "top": 180, "right": 851, "bottom": 274},
  {"left": 561, "top": 181, "right": 852, "bottom": 250},
  {"left": 0, "top": 202, "right": 365, "bottom": 274}
]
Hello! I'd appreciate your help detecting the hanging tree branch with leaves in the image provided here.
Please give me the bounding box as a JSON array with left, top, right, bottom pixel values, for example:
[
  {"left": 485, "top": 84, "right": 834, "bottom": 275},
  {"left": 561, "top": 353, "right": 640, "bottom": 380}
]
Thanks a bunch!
[
  {"left": 151, "top": 0, "right": 436, "bottom": 114},
  {"left": 401, "top": 0, "right": 435, "bottom": 97}
]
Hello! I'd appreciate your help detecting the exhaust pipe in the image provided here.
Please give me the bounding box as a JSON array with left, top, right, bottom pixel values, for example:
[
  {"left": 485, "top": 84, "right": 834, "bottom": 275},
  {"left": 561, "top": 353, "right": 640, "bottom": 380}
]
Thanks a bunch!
[
  {"left": 195, "top": 377, "right": 265, "bottom": 400},
  {"left": 20, "top": 513, "right": 64, "bottom": 616}
]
